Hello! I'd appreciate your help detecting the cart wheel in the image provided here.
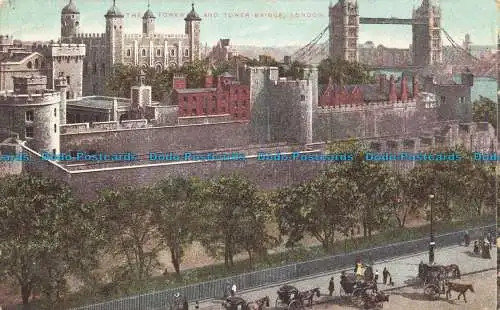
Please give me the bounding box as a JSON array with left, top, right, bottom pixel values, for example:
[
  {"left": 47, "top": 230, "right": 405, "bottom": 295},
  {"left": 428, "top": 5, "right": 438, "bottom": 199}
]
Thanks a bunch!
[
  {"left": 352, "top": 289, "right": 364, "bottom": 307},
  {"left": 424, "top": 284, "right": 440, "bottom": 300}
]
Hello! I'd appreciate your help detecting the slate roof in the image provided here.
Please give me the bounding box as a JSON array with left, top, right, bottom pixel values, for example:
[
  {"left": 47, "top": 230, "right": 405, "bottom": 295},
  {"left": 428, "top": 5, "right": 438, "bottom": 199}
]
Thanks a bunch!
[
  {"left": 62, "top": 0, "right": 79, "bottom": 14},
  {"left": 143, "top": 9, "right": 155, "bottom": 19}
]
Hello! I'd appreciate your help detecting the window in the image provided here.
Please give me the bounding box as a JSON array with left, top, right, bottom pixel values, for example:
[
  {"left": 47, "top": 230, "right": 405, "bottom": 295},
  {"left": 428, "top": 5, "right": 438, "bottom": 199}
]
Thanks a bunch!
[
  {"left": 155, "top": 64, "right": 162, "bottom": 72},
  {"left": 212, "top": 96, "right": 216, "bottom": 101},
  {"left": 66, "top": 76, "right": 70, "bottom": 84},
  {"left": 52, "top": 149, "right": 56, "bottom": 155},
  {"left": 34, "top": 59, "right": 39, "bottom": 69},
  {"left": 170, "top": 49, "right": 175, "bottom": 57},
  {"left": 66, "top": 92, "right": 70, "bottom": 99},
  {"left": 25, "top": 111, "right": 34, "bottom": 121},
  {"left": 142, "top": 49, "right": 146, "bottom": 56},
  {"left": 127, "top": 49, "right": 131, "bottom": 56},
  {"left": 440, "top": 96, "right": 446, "bottom": 103},
  {"left": 156, "top": 49, "right": 161, "bottom": 56},
  {"left": 54, "top": 124, "right": 57, "bottom": 133},
  {"left": 25, "top": 127, "right": 33, "bottom": 138},
  {"left": 300, "top": 95, "right": 305, "bottom": 101},
  {"left": 459, "top": 97, "right": 465, "bottom": 104},
  {"left": 184, "top": 49, "right": 189, "bottom": 57},
  {"left": 54, "top": 108, "right": 57, "bottom": 117},
  {"left": 27, "top": 61, "right": 32, "bottom": 69},
  {"left": 193, "top": 97, "right": 197, "bottom": 101},
  {"left": 183, "top": 96, "right": 187, "bottom": 102}
]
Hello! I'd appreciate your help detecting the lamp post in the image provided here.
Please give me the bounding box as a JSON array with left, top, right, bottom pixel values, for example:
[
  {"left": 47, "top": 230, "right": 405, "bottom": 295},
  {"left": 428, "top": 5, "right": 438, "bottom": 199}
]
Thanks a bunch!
[{"left": 428, "top": 194, "right": 435, "bottom": 264}]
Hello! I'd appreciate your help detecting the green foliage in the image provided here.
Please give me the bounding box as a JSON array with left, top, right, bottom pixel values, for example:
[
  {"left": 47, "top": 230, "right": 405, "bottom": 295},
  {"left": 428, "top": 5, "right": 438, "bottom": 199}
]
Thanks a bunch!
[
  {"left": 279, "top": 61, "right": 308, "bottom": 80},
  {"left": 104, "top": 64, "right": 142, "bottom": 99},
  {"left": 0, "top": 174, "right": 104, "bottom": 308},
  {"left": 197, "top": 174, "right": 275, "bottom": 268},
  {"left": 318, "top": 57, "right": 376, "bottom": 85},
  {"left": 96, "top": 186, "right": 162, "bottom": 282},
  {"left": 473, "top": 95, "right": 498, "bottom": 130},
  {"left": 151, "top": 177, "right": 203, "bottom": 275}
]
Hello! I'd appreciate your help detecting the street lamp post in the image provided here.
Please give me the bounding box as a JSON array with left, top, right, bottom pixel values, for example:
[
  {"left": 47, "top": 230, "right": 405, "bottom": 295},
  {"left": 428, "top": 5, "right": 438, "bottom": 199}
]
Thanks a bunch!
[{"left": 429, "top": 194, "right": 435, "bottom": 264}]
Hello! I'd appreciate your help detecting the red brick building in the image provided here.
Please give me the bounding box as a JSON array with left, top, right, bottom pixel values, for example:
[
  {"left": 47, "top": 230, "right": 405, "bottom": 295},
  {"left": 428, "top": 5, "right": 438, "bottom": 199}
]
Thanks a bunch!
[
  {"left": 319, "top": 74, "right": 419, "bottom": 107},
  {"left": 173, "top": 71, "right": 250, "bottom": 119}
]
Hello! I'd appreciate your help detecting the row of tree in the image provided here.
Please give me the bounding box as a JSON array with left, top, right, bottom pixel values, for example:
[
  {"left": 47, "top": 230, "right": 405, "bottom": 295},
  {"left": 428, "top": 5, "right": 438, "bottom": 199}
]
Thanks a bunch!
[
  {"left": 0, "top": 143, "right": 496, "bottom": 308},
  {"left": 104, "top": 56, "right": 376, "bottom": 101}
]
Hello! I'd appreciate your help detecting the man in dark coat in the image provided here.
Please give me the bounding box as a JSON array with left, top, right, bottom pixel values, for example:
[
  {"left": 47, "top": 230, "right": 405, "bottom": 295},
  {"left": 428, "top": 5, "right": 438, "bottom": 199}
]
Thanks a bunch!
[
  {"left": 382, "top": 267, "right": 389, "bottom": 285},
  {"left": 328, "top": 277, "right": 335, "bottom": 296}
]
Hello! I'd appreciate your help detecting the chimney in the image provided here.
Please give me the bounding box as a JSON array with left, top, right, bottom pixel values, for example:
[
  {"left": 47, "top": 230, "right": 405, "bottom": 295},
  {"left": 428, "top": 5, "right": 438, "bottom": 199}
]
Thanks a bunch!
[
  {"left": 400, "top": 76, "right": 408, "bottom": 102},
  {"left": 412, "top": 77, "right": 419, "bottom": 98},
  {"left": 388, "top": 75, "right": 397, "bottom": 102},
  {"left": 173, "top": 74, "right": 187, "bottom": 90}
]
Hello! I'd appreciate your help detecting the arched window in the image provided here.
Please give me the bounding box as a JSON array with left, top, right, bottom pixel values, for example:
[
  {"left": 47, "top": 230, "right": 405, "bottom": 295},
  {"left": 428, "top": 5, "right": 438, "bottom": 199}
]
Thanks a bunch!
[
  {"left": 184, "top": 49, "right": 189, "bottom": 57},
  {"left": 34, "top": 59, "right": 39, "bottom": 69},
  {"left": 126, "top": 49, "right": 131, "bottom": 56},
  {"left": 27, "top": 61, "right": 32, "bottom": 69},
  {"left": 155, "top": 64, "right": 162, "bottom": 72},
  {"left": 141, "top": 49, "right": 146, "bottom": 56},
  {"left": 170, "top": 49, "right": 175, "bottom": 57},
  {"left": 156, "top": 49, "right": 161, "bottom": 56},
  {"left": 75, "top": 21, "right": 79, "bottom": 27}
]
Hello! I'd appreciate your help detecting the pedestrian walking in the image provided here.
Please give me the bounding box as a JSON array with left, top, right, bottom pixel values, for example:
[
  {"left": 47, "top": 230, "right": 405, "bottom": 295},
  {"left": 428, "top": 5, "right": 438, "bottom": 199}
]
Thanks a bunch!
[
  {"left": 464, "top": 231, "right": 470, "bottom": 246},
  {"left": 374, "top": 270, "right": 379, "bottom": 283},
  {"left": 328, "top": 277, "right": 335, "bottom": 296},
  {"left": 382, "top": 267, "right": 388, "bottom": 284},
  {"left": 195, "top": 301, "right": 199, "bottom": 309},
  {"left": 231, "top": 284, "right": 237, "bottom": 296}
]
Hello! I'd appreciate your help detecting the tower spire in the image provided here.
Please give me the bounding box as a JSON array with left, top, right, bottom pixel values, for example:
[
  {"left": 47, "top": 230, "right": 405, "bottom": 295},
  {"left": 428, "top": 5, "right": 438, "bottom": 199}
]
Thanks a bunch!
[
  {"left": 113, "top": 0, "right": 116, "bottom": 6},
  {"left": 148, "top": 0, "right": 150, "bottom": 9}
]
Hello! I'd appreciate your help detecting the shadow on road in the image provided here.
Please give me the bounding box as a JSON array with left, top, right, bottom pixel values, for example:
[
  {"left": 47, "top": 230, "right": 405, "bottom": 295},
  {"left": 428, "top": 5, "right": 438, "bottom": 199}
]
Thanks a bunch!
[
  {"left": 403, "top": 277, "right": 422, "bottom": 288},
  {"left": 392, "top": 291, "right": 457, "bottom": 305},
  {"left": 464, "top": 251, "right": 491, "bottom": 259}
]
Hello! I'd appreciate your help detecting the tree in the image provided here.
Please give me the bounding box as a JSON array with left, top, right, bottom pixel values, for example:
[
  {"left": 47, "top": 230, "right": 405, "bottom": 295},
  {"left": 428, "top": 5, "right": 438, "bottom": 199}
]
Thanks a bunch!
[
  {"left": 179, "top": 59, "right": 210, "bottom": 88},
  {"left": 473, "top": 95, "right": 497, "bottom": 130},
  {"left": 151, "top": 177, "right": 202, "bottom": 275},
  {"left": 104, "top": 64, "right": 142, "bottom": 98},
  {"left": 96, "top": 186, "right": 162, "bottom": 282},
  {"left": 318, "top": 57, "right": 375, "bottom": 85},
  {"left": 197, "top": 175, "right": 274, "bottom": 268},
  {"left": 275, "top": 166, "right": 360, "bottom": 252},
  {"left": 279, "top": 60, "right": 307, "bottom": 80},
  {"left": 0, "top": 175, "right": 103, "bottom": 309}
]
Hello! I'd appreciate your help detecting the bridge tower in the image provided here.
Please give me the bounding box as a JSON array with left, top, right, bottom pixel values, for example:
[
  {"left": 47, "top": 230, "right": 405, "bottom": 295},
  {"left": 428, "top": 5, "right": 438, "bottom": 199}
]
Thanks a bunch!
[
  {"left": 412, "top": 0, "right": 442, "bottom": 66},
  {"left": 328, "top": 0, "right": 359, "bottom": 62}
]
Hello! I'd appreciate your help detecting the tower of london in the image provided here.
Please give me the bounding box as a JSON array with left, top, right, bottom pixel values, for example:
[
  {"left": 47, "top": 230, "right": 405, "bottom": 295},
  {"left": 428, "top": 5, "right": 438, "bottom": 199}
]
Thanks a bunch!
[{"left": 60, "top": 0, "right": 202, "bottom": 96}]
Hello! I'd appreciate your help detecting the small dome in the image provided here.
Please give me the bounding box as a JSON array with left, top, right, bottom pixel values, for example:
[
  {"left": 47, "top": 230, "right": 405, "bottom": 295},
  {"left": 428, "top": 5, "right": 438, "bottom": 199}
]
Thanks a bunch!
[
  {"left": 105, "top": 1, "right": 124, "bottom": 17},
  {"left": 184, "top": 3, "right": 201, "bottom": 21},
  {"left": 62, "top": 0, "right": 79, "bottom": 14},
  {"left": 143, "top": 9, "right": 155, "bottom": 19}
]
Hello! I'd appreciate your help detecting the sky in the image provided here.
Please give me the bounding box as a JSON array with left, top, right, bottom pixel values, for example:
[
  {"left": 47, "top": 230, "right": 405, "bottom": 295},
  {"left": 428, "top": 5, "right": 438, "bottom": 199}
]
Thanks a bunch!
[{"left": 0, "top": 0, "right": 497, "bottom": 48}]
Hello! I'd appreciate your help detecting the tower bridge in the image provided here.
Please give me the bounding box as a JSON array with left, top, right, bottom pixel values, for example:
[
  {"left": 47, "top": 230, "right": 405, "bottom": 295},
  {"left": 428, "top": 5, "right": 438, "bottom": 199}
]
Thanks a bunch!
[{"left": 290, "top": 0, "right": 494, "bottom": 77}]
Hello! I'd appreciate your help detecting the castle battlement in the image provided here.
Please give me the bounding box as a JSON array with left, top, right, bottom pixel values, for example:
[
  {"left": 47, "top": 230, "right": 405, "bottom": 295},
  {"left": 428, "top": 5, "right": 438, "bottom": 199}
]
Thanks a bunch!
[
  {"left": 60, "top": 119, "right": 150, "bottom": 134},
  {"left": 124, "top": 33, "right": 188, "bottom": 40},
  {"left": 0, "top": 91, "right": 60, "bottom": 105},
  {"left": 316, "top": 98, "right": 417, "bottom": 112},
  {"left": 272, "top": 79, "right": 310, "bottom": 89},
  {"left": 50, "top": 43, "right": 86, "bottom": 57},
  {"left": 76, "top": 33, "right": 105, "bottom": 39}
]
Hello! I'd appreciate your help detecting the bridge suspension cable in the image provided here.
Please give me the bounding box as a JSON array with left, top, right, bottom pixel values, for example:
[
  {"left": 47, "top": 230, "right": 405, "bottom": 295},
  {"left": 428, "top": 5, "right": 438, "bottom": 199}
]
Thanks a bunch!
[
  {"left": 441, "top": 28, "right": 480, "bottom": 62},
  {"left": 292, "top": 25, "right": 329, "bottom": 59}
]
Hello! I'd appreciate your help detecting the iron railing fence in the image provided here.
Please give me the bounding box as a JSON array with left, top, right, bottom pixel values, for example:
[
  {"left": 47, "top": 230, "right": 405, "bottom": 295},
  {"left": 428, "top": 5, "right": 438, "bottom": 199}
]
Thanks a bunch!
[{"left": 62, "top": 224, "right": 493, "bottom": 310}]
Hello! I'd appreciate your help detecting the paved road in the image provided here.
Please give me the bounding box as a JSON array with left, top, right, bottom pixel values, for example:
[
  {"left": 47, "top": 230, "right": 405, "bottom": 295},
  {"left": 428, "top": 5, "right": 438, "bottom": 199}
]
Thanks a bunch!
[{"left": 196, "top": 244, "right": 497, "bottom": 309}]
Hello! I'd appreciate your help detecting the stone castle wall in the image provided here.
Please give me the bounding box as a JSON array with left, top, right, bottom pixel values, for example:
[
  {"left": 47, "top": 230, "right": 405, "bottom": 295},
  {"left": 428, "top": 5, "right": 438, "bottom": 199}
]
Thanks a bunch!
[{"left": 60, "top": 121, "right": 251, "bottom": 154}]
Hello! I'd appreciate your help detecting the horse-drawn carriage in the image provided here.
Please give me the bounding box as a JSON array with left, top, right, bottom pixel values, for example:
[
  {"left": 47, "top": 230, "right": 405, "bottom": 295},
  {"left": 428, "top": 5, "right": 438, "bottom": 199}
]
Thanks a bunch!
[
  {"left": 275, "top": 284, "right": 320, "bottom": 309},
  {"left": 418, "top": 262, "right": 461, "bottom": 299},
  {"left": 222, "top": 296, "right": 270, "bottom": 310},
  {"left": 339, "top": 271, "right": 379, "bottom": 307}
]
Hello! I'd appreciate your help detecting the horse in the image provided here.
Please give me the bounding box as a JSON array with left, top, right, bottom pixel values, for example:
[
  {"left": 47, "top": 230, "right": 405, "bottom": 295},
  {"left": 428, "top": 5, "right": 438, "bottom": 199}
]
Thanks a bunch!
[
  {"left": 298, "top": 288, "right": 321, "bottom": 305},
  {"left": 363, "top": 291, "right": 389, "bottom": 309},
  {"left": 442, "top": 264, "right": 461, "bottom": 279},
  {"left": 445, "top": 281, "right": 474, "bottom": 303},
  {"left": 246, "top": 296, "right": 270, "bottom": 310}
]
